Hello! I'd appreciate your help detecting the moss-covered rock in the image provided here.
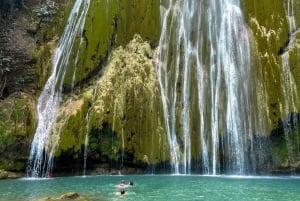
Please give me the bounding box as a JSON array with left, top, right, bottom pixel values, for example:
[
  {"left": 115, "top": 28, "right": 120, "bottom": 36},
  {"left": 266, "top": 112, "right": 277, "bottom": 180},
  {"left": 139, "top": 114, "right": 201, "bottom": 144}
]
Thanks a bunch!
[
  {"left": 62, "top": 0, "right": 161, "bottom": 90},
  {"left": 0, "top": 0, "right": 162, "bottom": 173},
  {"left": 293, "top": 0, "right": 300, "bottom": 26},
  {"left": 0, "top": 92, "right": 36, "bottom": 171},
  {"left": 53, "top": 35, "right": 168, "bottom": 171},
  {"left": 243, "top": 0, "right": 290, "bottom": 131},
  {"left": 0, "top": 169, "right": 22, "bottom": 179},
  {"left": 35, "top": 0, "right": 75, "bottom": 88},
  {"left": 243, "top": 0, "right": 300, "bottom": 173},
  {"left": 38, "top": 192, "right": 90, "bottom": 201},
  {"left": 2, "top": 0, "right": 300, "bottom": 175},
  {"left": 87, "top": 34, "right": 168, "bottom": 166},
  {"left": 53, "top": 95, "right": 91, "bottom": 157},
  {"left": 0, "top": 169, "right": 8, "bottom": 179}
]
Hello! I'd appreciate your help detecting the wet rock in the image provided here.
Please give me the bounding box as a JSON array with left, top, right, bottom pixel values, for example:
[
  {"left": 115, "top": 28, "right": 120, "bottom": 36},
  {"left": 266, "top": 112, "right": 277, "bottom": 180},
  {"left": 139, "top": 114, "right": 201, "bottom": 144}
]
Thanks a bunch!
[
  {"left": 0, "top": 170, "right": 9, "bottom": 179},
  {"left": 280, "top": 158, "right": 289, "bottom": 168},
  {"left": 59, "top": 192, "right": 80, "bottom": 199},
  {"left": 0, "top": 92, "right": 37, "bottom": 172},
  {"left": 38, "top": 192, "right": 90, "bottom": 201},
  {"left": 0, "top": 169, "right": 22, "bottom": 179},
  {"left": 0, "top": 11, "right": 38, "bottom": 98},
  {"left": 38, "top": 198, "right": 53, "bottom": 201}
]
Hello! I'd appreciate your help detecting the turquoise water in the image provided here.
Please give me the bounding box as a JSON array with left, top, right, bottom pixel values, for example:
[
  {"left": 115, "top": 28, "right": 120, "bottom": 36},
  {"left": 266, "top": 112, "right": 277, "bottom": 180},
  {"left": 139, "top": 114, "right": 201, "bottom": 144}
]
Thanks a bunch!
[{"left": 0, "top": 175, "right": 300, "bottom": 201}]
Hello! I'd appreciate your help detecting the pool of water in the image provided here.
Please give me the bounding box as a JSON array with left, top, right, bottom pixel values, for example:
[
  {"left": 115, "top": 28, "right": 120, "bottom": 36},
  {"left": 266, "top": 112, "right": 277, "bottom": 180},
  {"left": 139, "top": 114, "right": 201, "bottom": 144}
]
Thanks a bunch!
[{"left": 0, "top": 175, "right": 300, "bottom": 201}]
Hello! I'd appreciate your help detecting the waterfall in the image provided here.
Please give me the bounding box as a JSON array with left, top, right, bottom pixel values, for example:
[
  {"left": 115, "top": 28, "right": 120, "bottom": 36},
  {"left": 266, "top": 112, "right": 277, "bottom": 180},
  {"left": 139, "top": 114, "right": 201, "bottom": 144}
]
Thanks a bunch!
[
  {"left": 156, "top": 0, "right": 181, "bottom": 174},
  {"left": 157, "top": 0, "right": 256, "bottom": 174},
  {"left": 281, "top": 0, "right": 299, "bottom": 162},
  {"left": 26, "top": 0, "right": 91, "bottom": 177},
  {"left": 82, "top": 87, "right": 98, "bottom": 176},
  {"left": 282, "top": 0, "right": 298, "bottom": 113},
  {"left": 286, "top": 0, "right": 297, "bottom": 33}
]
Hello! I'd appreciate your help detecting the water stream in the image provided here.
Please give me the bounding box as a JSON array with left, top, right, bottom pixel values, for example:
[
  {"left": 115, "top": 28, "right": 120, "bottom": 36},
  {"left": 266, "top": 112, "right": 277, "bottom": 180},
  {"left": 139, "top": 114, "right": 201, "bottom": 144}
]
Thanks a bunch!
[
  {"left": 281, "top": 0, "right": 299, "bottom": 163},
  {"left": 156, "top": 0, "right": 257, "bottom": 175},
  {"left": 26, "top": 0, "right": 91, "bottom": 177},
  {"left": 83, "top": 86, "right": 99, "bottom": 176}
]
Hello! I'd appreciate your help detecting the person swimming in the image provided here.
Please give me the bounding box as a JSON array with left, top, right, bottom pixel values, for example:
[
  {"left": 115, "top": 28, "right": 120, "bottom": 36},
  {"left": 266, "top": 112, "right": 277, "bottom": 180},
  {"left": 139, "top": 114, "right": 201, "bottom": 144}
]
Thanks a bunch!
[
  {"left": 120, "top": 180, "right": 125, "bottom": 187},
  {"left": 129, "top": 181, "right": 134, "bottom": 186},
  {"left": 119, "top": 180, "right": 126, "bottom": 195}
]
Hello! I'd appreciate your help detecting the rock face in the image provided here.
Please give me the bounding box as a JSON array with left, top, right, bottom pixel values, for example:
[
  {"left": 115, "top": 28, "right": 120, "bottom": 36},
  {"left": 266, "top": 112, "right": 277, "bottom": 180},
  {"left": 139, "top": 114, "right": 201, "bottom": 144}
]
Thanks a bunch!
[
  {"left": 243, "top": 0, "right": 290, "bottom": 130},
  {"left": 38, "top": 192, "right": 90, "bottom": 201},
  {"left": 0, "top": 0, "right": 74, "bottom": 173},
  {"left": 0, "top": 4, "right": 38, "bottom": 98},
  {"left": 243, "top": 0, "right": 300, "bottom": 173},
  {"left": 53, "top": 35, "right": 168, "bottom": 172},
  {"left": 0, "top": 92, "right": 36, "bottom": 171},
  {"left": 0, "top": 0, "right": 162, "bottom": 174},
  {"left": 0, "top": 169, "right": 22, "bottom": 179},
  {"left": 1, "top": 0, "right": 300, "bottom": 175},
  {"left": 61, "top": 0, "right": 161, "bottom": 91},
  {"left": 50, "top": 0, "right": 300, "bottom": 174},
  {"left": 0, "top": 169, "right": 8, "bottom": 179}
]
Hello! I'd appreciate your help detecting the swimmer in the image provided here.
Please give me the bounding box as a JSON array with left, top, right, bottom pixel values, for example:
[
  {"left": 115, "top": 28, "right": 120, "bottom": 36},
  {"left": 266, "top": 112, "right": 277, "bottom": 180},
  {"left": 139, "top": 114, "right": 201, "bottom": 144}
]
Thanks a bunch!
[
  {"left": 120, "top": 180, "right": 125, "bottom": 195},
  {"left": 120, "top": 180, "right": 125, "bottom": 187},
  {"left": 114, "top": 180, "right": 127, "bottom": 189}
]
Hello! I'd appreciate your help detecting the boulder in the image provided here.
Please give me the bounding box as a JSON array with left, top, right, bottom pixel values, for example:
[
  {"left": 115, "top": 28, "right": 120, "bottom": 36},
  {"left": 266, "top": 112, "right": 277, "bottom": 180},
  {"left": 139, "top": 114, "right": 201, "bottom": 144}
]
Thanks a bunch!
[
  {"left": 59, "top": 192, "right": 80, "bottom": 199},
  {"left": 0, "top": 170, "right": 9, "bottom": 179},
  {"left": 37, "top": 192, "right": 90, "bottom": 201}
]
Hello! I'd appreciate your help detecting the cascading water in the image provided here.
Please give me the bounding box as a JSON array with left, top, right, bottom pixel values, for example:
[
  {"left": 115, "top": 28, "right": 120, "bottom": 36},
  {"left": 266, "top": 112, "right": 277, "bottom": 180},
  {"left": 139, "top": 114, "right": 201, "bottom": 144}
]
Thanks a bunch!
[
  {"left": 285, "top": 0, "right": 297, "bottom": 33},
  {"left": 281, "top": 0, "right": 299, "bottom": 162},
  {"left": 157, "top": 0, "right": 258, "bottom": 175},
  {"left": 282, "top": 0, "right": 299, "bottom": 114},
  {"left": 26, "top": 0, "right": 91, "bottom": 177},
  {"left": 82, "top": 86, "right": 99, "bottom": 176}
]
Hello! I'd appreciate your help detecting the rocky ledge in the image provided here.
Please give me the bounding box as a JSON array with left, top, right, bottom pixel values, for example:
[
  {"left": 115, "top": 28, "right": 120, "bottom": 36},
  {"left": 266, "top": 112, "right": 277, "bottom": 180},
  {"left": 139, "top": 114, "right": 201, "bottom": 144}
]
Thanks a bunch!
[
  {"left": 37, "top": 192, "right": 91, "bottom": 201},
  {"left": 0, "top": 169, "right": 22, "bottom": 179}
]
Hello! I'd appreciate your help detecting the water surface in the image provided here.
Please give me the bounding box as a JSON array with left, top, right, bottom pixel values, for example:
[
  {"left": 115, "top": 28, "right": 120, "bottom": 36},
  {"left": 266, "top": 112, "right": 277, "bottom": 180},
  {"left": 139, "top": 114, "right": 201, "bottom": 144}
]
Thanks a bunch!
[{"left": 0, "top": 175, "right": 300, "bottom": 201}]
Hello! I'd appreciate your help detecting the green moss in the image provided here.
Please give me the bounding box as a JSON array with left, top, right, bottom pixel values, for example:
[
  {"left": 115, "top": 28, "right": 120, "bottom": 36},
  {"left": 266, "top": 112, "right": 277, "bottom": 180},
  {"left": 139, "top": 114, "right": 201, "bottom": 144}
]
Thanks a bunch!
[
  {"left": 87, "top": 123, "right": 118, "bottom": 162},
  {"left": 36, "top": 43, "right": 53, "bottom": 88},
  {"left": 293, "top": 0, "right": 300, "bottom": 26},
  {"left": 287, "top": 33, "right": 300, "bottom": 110},
  {"left": 35, "top": 0, "right": 76, "bottom": 89},
  {"left": 0, "top": 92, "right": 37, "bottom": 171},
  {"left": 54, "top": 97, "right": 91, "bottom": 157},
  {"left": 0, "top": 93, "right": 36, "bottom": 138},
  {"left": 271, "top": 134, "right": 289, "bottom": 165},
  {"left": 63, "top": 0, "right": 119, "bottom": 88},
  {"left": 63, "top": 0, "right": 161, "bottom": 89},
  {"left": 116, "top": 0, "right": 161, "bottom": 47},
  {"left": 271, "top": 119, "right": 300, "bottom": 169},
  {"left": 77, "top": 35, "right": 169, "bottom": 165},
  {"left": 243, "top": 0, "right": 294, "bottom": 131}
]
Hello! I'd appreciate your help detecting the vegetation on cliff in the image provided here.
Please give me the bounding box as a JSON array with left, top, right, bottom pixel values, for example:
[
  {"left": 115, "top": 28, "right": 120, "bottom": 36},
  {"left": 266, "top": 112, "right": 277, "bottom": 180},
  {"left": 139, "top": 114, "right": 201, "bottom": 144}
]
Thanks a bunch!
[
  {"left": 62, "top": 0, "right": 161, "bottom": 91},
  {"left": 0, "top": 93, "right": 36, "bottom": 171},
  {"left": 243, "top": 0, "right": 300, "bottom": 172},
  {"left": 54, "top": 35, "right": 168, "bottom": 172}
]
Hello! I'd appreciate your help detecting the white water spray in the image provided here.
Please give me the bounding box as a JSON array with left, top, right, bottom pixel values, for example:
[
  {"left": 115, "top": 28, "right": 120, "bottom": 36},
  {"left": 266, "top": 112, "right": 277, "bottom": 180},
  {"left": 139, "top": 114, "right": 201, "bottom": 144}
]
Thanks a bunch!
[
  {"left": 280, "top": 0, "right": 299, "bottom": 161},
  {"left": 286, "top": 0, "right": 297, "bottom": 33},
  {"left": 27, "top": 0, "right": 91, "bottom": 177},
  {"left": 157, "top": 0, "right": 254, "bottom": 174},
  {"left": 82, "top": 87, "right": 99, "bottom": 176},
  {"left": 282, "top": 0, "right": 298, "bottom": 113}
]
